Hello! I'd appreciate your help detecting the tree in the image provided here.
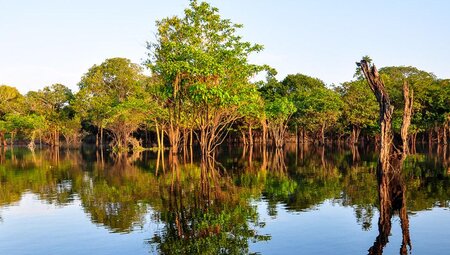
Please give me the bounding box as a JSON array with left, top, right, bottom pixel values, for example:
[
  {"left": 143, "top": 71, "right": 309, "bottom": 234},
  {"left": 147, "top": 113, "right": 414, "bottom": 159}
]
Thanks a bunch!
[
  {"left": 338, "top": 80, "right": 378, "bottom": 144},
  {"left": 26, "top": 83, "right": 74, "bottom": 146},
  {"left": 75, "top": 58, "right": 148, "bottom": 151},
  {"left": 423, "top": 79, "right": 450, "bottom": 144},
  {"left": 147, "top": 0, "right": 264, "bottom": 155},
  {"left": 0, "top": 85, "right": 24, "bottom": 146},
  {"left": 260, "top": 71, "right": 296, "bottom": 147},
  {"left": 280, "top": 74, "right": 342, "bottom": 145},
  {"left": 379, "top": 66, "right": 436, "bottom": 142}
]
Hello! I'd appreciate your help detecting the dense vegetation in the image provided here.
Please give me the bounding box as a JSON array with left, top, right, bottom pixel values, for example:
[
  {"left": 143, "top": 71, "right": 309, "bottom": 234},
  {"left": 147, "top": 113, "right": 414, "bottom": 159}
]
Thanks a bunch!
[{"left": 0, "top": 1, "right": 449, "bottom": 153}]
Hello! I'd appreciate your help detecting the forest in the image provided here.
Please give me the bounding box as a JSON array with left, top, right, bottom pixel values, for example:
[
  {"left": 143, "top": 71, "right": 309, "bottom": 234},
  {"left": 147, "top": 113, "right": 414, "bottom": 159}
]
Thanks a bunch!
[{"left": 0, "top": 1, "right": 449, "bottom": 155}]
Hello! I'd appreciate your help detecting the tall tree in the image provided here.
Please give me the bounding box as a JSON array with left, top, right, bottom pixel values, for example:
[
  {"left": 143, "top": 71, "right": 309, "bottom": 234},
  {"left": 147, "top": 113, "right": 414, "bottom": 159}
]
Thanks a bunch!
[{"left": 147, "top": 0, "right": 264, "bottom": 155}]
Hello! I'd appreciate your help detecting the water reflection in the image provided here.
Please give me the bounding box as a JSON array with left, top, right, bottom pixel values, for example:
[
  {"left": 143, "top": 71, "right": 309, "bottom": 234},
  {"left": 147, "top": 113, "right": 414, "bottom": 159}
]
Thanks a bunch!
[
  {"left": 368, "top": 169, "right": 411, "bottom": 254},
  {"left": 0, "top": 145, "right": 450, "bottom": 254}
]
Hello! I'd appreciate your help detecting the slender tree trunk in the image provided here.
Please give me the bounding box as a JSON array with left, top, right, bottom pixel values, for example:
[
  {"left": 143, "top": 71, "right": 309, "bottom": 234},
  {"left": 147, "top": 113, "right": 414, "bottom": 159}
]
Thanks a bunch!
[
  {"left": 320, "top": 123, "right": 325, "bottom": 146},
  {"left": 96, "top": 131, "right": 99, "bottom": 147},
  {"left": 261, "top": 119, "right": 268, "bottom": 146},
  {"left": 169, "top": 124, "right": 179, "bottom": 154},
  {"left": 401, "top": 81, "right": 413, "bottom": 154},
  {"left": 155, "top": 123, "right": 161, "bottom": 149},
  {"left": 183, "top": 128, "right": 188, "bottom": 150},
  {"left": 248, "top": 125, "right": 253, "bottom": 146},
  {"left": 428, "top": 129, "right": 433, "bottom": 145},
  {"left": 302, "top": 127, "right": 306, "bottom": 144},
  {"left": 100, "top": 127, "right": 104, "bottom": 147},
  {"left": 442, "top": 121, "right": 448, "bottom": 145},
  {"left": 0, "top": 132, "right": 6, "bottom": 147},
  {"left": 241, "top": 131, "right": 247, "bottom": 145},
  {"left": 161, "top": 127, "right": 165, "bottom": 150},
  {"left": 437, "top": 127, "right": 442, "bottom": 145}
]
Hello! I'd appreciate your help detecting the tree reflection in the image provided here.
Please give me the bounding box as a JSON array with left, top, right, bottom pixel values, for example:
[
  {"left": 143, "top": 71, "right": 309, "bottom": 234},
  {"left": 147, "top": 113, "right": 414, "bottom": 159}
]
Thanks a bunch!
[
  {"left": 1, "top": 146, "right": 450, "bottom": 253},
  {"left": 368, "top": 169, "right": 411, "bottom": 255},
  {"left": 149, "top": 154, "right": 269, "bottom": 254}
]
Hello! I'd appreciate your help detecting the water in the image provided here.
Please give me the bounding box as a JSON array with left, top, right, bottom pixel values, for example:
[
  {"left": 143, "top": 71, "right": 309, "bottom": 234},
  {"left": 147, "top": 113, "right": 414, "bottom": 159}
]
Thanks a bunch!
[{"left": 1, "top": 145, "right": 450, "bottom": 254}]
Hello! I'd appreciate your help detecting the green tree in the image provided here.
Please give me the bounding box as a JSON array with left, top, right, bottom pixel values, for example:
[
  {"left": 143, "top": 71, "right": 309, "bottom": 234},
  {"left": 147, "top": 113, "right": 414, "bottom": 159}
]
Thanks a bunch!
[
  {"left": 147, "top": 0, "right": 264, "bottom": 155},
  {"left": 338, "top": 80, "right": 378, "bottom": 144},
  {"left": 279, "top": 74, "right": 342, "bottom": 145},
  {"left": 259, "top": 71, "right": 296, "bottom": 148},
  {"left": 75, "top": 57, "right": 148, "bottom": 151},
  {"left": 379, "top": 66, "right": 436, "bottom": 141},
  {"left": 0, "top": 85, "right": 24, "bottom": 146},
  {"left": 26, "top": 83, "right": 74, "bottom": 146}
]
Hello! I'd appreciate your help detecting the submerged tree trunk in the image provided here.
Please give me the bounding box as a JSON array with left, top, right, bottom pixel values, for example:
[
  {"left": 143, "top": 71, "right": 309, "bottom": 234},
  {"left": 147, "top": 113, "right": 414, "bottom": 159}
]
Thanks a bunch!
[{"left": 359, "top": 59, "right": 412, "bottom": 255}]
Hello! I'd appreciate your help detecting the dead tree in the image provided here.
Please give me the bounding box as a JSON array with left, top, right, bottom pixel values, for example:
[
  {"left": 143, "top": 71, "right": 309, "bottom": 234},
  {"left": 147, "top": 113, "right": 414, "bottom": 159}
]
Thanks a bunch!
[
  {"left": 357, "top": 60, "right": 413, "bottom": 171},
  {"left": 357, "top": 59, "right": 413, "bottom": 254}
]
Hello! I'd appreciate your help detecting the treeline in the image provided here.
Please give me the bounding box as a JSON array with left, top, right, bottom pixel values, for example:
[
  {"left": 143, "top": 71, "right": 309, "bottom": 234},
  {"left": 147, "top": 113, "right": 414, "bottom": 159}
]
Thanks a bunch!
[{"left": 0, "top": 1, "right": 449, "bottom": 153}]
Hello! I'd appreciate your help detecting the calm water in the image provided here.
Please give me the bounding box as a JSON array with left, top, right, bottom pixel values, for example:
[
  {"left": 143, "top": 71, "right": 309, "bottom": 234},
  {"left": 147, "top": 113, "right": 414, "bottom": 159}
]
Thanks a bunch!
[{"left": 1, "top": 145, "right": 450, "bottom": 254}]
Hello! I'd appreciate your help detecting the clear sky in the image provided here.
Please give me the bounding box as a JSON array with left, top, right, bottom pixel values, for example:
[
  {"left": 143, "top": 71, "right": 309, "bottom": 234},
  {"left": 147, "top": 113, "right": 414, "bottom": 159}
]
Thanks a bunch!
[{"left": 1, "top": 0, "right": 449, "bottom": 94}]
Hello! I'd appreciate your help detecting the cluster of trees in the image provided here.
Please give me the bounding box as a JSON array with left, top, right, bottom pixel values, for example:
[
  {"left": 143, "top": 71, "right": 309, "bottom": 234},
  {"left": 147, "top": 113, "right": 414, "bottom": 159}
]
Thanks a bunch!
[{"left": 1, "top": 1, "right": 449, "bottom": 153}]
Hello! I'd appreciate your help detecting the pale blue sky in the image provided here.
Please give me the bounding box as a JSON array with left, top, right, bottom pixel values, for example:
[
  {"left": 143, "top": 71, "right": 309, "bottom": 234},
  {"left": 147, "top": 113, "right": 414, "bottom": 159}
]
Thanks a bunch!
[{"left": 1, "top": 0, "right": 449, "bottom": 93}]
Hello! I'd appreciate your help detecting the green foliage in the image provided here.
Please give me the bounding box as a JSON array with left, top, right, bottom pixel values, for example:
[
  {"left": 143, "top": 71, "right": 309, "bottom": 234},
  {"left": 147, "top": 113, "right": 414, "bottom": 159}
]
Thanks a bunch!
[
  {"left": 147, "top": 0, "right": 265, "bottom": 153},
  {"left": 338, "top": 79, "right": 378, "bottom": 134},
  {"left": 379, "top": 66, "right": 436, "bottom": 132},
  {"left": 75, "top": 58, "right": 148, "bottom": 150},
  {"left": 265, "top": 97, "right": 296, "bottom": 124},
  {"left": 0, "top": 85, "right": 24, "bottom": 116}
]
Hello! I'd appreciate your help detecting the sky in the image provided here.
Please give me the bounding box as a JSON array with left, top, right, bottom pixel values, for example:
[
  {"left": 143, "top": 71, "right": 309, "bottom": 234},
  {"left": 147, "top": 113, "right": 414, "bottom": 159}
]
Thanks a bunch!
[{"left": 1, "top": 0, "right": 450, "bottom": 94}]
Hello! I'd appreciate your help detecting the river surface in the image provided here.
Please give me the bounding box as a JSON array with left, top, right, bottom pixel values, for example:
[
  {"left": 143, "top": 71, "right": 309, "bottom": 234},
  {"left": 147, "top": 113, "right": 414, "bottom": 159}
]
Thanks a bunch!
[{"left": 1, "top": 145, "right": 450, "bottom": 254}]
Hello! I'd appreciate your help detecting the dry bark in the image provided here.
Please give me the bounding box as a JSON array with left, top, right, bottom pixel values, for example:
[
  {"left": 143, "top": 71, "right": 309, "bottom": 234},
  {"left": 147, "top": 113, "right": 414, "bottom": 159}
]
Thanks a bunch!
[{"left": 358, "top": 59, "right": 412, "bottom": 254}]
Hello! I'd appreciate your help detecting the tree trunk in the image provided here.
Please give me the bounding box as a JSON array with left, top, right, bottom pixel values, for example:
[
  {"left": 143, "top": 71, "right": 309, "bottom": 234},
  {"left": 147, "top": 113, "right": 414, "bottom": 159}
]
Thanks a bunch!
[
  {"left": 248, "top": 125, "right": 253, "bottom": 146},
  {"left": 351, "top": 125, "right": 361, "bottom": 145},
  {"left": 169, "top": 124, "right": 179, "bottom": 154},
  {"left": 444, "top": 122, "right": 448, "bottom": 145},
  {"left": 428, "top": 129, "right": 433, "bottom": 145},
  {"left": 0, "top": 132, "right": 6, "bottom": 146},
  {"left": 261, "top": 119, "right": 268, "bottom": 146},
  {"left": 359, "top": 59, "right": 412, "bottom": 254},
  {"left": 155, "top": 123, "right": 161, "bottom": 149},
  {"left": 241, "top": 131, "right": 247, "bottom": 145},
  {"left": 320, "top": 123, "right": 325, "bottom": 146},
  {"left": 183, "top": 128, "right": 188, "bottom": 149},
  {"left": 100, "top": 127, "right": 104, "bottom": 147},
  {"left": 401, "top": 80, "right": 413, "bottom": 154},
  {"left": 96, "top": 131, "right": 99, "bottom": 147},
  {"left": 358, "top": 59, "right": 411, "bottom": 167}
]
